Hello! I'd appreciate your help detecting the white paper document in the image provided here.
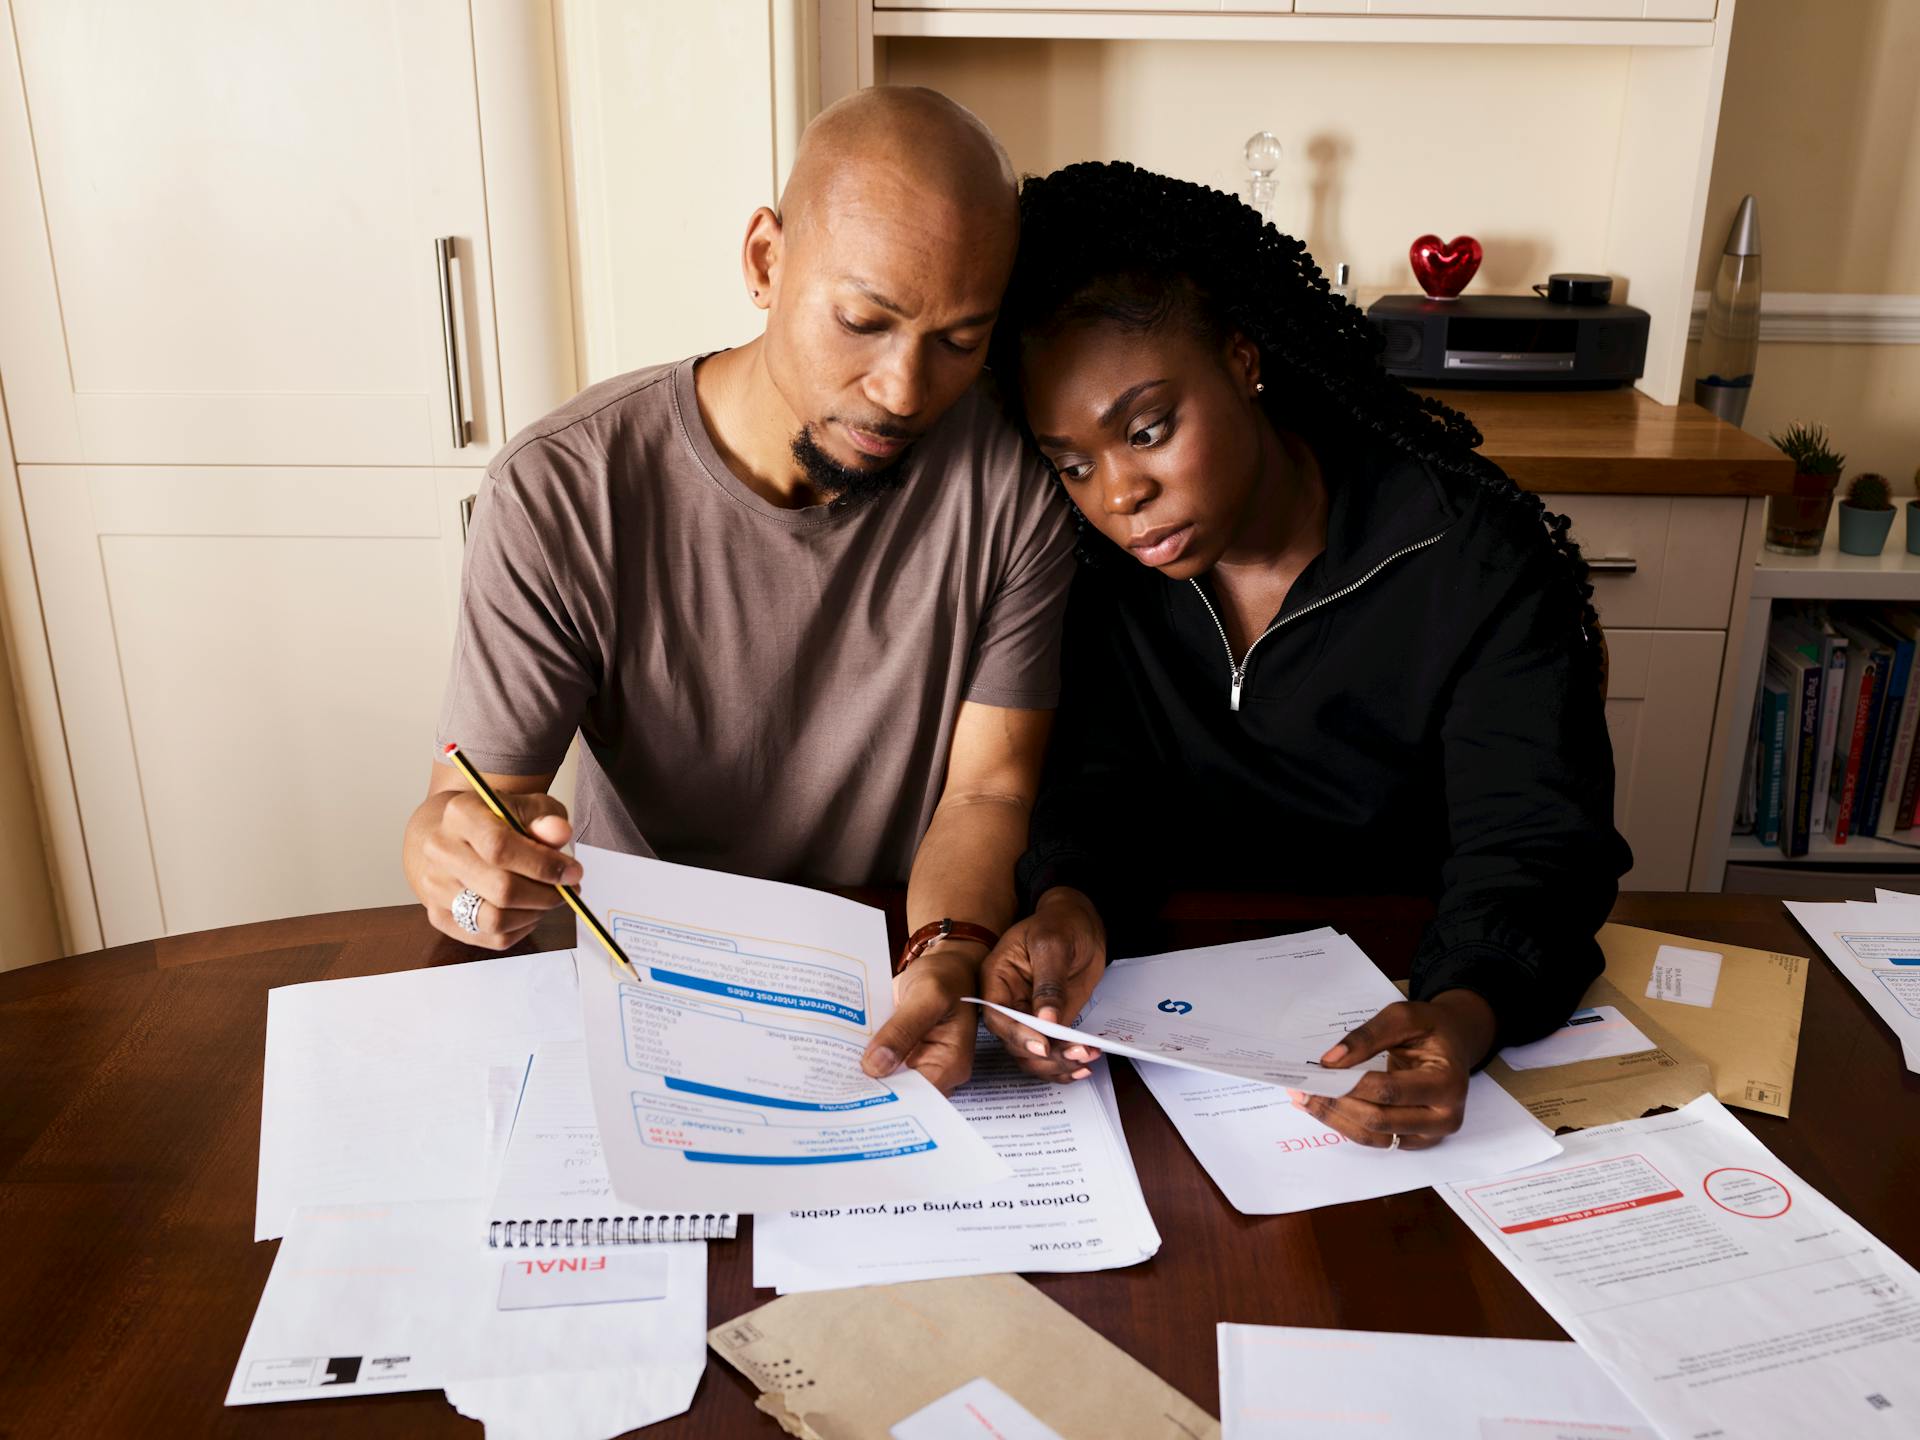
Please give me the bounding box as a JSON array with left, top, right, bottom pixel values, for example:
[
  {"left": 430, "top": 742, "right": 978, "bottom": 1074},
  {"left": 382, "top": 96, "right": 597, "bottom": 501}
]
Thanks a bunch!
[
  {"left": 1499, "top": 1004, "right": 1658, "bottom": 1071},
  {"left": 575, "top": 845, "right": 1009, "bottom": 1212},
  {"left": 1784, "top": 899, "right": 1920, "bottom": 1070},
  {"left": 891, "top": 1376, "right": 1068, "bottom": 1440},
  {"left": 1438, "top": 1095, "right": 1920, "bottom": 1439},
  {"left": 753, "top": 1039, "right": 1159, "bottom": 1292},
  {"left": 255, "top": 949, "right": 582, "bottom": 1240},
  {"left": 1217, "top": 1324, "right": 1654, "bottom": 1439},
  {"left": 971, "top": 931, "right": 1399, "bottom": 1098},
  {"left": 1136, "top": 1061, "right": 1557, "bottom": 1215},
  {"left": 491, "top": 1042, "right": 737, "bottom": 1245},
  {"left": 227, "top": 1200, "right": 706, "bottom": 1411}
]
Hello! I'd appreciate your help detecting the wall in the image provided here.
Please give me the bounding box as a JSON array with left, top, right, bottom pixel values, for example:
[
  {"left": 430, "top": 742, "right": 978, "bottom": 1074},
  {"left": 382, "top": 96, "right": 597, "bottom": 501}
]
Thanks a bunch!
[
  {"left": 0, "top": 560, "right": 61, "bottom": 971},
  {"left": 1685, "top": 0, "right": 1920, "bottom": 487},
  {"left": 885, "top": 38, "right": 1635, "bottom": 300}
]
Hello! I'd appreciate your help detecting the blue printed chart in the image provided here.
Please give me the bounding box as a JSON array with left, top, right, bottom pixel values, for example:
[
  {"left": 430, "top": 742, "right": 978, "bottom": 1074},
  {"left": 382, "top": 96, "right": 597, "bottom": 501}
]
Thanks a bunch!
[{"left": 573, "top": 846, "right": 1010, "bottom": 1212}]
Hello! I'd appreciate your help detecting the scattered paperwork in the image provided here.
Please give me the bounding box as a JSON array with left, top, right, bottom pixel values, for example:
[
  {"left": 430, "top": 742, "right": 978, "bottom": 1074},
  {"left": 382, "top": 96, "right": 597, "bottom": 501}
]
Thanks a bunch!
[
  {"left": 1485, "top": 975, "right": 1714, "bottom": 1133},
  {"left": 1438, "top": 1095, "right": 1920, "bottom": 1439},
  {"left": 1139, "top": 1064, "right": 1557, "bottom": 1216},
  {"left": 1108, "top": 930, "right": 1557, "bottom": 1214},
  {"left": 1498, "top": 1003, "right": 1656, "bottom": 1071},
  {"left": 1597, "top": 923, "right": 1806, "bottom": 1115},
  {"left": 227, "top": 1200, "right": 706, "bottom": 1418},
  {"left": 971, "top": 930, "right": 1397, "bottom": 1098},
  {"left": 255, "top": 949, "right": 582, "bottom": 1240},
  {"left": 575, "top": 845, "right": 1009, "bottom": 1211},
  {"left": 1216, "top": 1324, "right": 1654, "bottom": 1439},
  {"left": 491, "top": 1042, "right": 737, "bottom": 1246},
  {"left": 710, "top": 1273, "right": 1219, "bottom": 1440},
  {"left": 1785, "top": 898, "right": 1920, "bottom": 1071},
  {"left": 753, "top": 1038, "right": 1159, "bottom": 1291}
]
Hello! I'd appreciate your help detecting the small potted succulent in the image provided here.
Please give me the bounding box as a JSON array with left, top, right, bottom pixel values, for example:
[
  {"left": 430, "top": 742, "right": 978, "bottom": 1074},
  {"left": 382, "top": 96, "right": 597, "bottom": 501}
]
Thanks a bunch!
[
  {"left": 1764, "top": 422, "right": 1845, "bottom": 555},
  {"left": 1908, "top": 465, "right": 1920, "bottom": 555},
  {"left": 1838, "top": 472, "right": 1895, "bottom": 555}
]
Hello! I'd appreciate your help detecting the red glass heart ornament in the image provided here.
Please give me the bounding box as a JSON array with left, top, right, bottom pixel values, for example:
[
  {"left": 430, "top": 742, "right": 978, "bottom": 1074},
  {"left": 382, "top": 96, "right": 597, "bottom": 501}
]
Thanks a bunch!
[{"left": 1409, "top": 234, "right": 1482, "bottom": 299}]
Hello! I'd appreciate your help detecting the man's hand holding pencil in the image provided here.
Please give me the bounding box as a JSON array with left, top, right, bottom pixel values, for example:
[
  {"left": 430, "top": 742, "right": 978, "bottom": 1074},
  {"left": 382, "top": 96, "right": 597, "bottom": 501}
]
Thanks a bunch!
[{"left": 404, "top": 754, "right": 581, "bottom": 951}]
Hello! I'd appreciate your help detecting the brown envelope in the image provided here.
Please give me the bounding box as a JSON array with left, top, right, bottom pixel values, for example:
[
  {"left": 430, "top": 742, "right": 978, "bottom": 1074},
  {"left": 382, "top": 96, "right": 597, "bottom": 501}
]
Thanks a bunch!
[
  {"left": 1596, "top": 922, "right": 1807, "bottom": 1118},
  {"left": 709, "top": 1273, "right": 1219, "bottom": 1440},
  {"left": 1486, "top": 977, "right": 1716, "bottom": 1133}
]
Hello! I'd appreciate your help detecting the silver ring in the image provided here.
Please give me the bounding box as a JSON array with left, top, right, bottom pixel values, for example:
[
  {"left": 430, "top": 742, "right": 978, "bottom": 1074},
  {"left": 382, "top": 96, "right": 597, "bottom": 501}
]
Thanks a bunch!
[
  {"left": 452, "top": 888, "right": 484, "bottom": 935},
  {"left": 1387, "top": 1133, "right": 1402, "bottom": 1152}
]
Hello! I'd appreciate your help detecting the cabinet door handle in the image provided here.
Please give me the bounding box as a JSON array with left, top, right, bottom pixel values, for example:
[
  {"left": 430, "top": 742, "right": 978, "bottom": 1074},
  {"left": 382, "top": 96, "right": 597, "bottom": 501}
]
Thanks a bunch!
[
  {"left": 459, "top": 493, "right": 477, "bottom": 542},
  {"left": 436, "top": 237, "right": 471, "bottom": 449},
  {"left": 1586, "top": 556, "right": 1638, "bottom": 575}
]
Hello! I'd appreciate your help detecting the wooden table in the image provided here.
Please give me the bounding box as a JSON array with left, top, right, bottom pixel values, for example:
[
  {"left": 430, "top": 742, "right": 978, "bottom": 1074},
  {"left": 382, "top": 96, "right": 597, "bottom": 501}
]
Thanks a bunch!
[{"left": 3, "top": 893, "right": 1914, "bottom": 1437}]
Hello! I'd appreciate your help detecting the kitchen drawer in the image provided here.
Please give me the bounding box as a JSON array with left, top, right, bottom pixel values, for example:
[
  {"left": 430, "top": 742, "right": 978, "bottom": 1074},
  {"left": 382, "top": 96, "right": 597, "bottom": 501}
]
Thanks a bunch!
[{"left": 1538, "top": 493, "right": 1743, "bottom": 632}]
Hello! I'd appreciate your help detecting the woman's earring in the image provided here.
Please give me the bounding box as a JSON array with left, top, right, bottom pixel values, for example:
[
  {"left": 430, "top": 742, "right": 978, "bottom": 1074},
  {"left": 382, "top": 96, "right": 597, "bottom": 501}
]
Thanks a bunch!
[{"left": 1254, "top": 382, "right": 1266, "bottom": 395}]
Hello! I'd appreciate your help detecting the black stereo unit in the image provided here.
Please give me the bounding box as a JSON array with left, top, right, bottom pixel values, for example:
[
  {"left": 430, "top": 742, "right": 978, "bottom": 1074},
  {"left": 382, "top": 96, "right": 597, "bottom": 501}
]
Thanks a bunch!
[{"left": 1366, "top": 294, "right": 1649, "bottom": 389}]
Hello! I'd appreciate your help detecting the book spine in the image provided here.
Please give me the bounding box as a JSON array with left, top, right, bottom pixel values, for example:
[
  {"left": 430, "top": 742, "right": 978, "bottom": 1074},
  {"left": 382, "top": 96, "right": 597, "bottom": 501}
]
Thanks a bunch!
[
  {"left": 1761, "top": 688, "right": 1789, "bottom": 848},
  {"left": 1852, "top": 654, "right": 1892, "bottom": 836},
  {"left": 1865, "top": 643, "right": 1914, "bottom": 835},
  {"left": 1898, "top": 730, "right": 1920, "bottom": 832},
  {"left": 1835, "top": 661, "right": 1879, "bottom": 844},
  {"left": 1882, "top": 640, "right": 1920, "bottom": 829},
  {"left": 1811, "top": 642, "right": 1847, "bottom": 834},
  {"left": 1784, "top": 663, "right": 1821, "bottom": 858}
]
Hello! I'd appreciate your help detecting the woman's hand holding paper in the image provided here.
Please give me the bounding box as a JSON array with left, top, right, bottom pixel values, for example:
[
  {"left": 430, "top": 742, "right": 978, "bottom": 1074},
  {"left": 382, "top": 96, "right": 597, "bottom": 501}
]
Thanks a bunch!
[{"left": 1290, "top": 992, "right": 1497, "bottom": 1149}]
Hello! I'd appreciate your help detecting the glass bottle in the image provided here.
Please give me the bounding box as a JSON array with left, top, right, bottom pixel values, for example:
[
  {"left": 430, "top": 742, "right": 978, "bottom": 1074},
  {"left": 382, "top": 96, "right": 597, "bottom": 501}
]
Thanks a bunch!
[{"left": 1244, "top": 131, "right": 1282, "bottom": 228}]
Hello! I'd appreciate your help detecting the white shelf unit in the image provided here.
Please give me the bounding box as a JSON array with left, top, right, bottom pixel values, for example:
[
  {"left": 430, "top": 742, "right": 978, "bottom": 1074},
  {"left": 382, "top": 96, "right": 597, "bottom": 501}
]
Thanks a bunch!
[
  {"left": 821, "top": 0, "right": 1740, "bottom": 408},
  {"left": 1701, "top": 506, "right": 1920, "bottom": 885}
]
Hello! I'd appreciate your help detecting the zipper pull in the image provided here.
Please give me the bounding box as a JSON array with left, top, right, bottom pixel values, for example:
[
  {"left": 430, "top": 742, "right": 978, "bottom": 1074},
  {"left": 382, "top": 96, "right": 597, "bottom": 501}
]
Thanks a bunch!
[{"left": 1230, "top": 667, "right": 1245, "bottom": 712}]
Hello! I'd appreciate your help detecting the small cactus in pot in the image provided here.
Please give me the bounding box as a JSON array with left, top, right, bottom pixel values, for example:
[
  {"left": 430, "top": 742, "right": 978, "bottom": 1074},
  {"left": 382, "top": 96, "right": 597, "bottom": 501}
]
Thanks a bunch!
[{"left": 1838, "top": 470, "right": 1895, "bottom": 555}]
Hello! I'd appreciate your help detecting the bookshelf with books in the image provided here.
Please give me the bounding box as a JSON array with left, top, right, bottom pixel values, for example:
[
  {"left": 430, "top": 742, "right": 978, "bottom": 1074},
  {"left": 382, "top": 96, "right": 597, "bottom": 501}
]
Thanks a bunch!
[{"left": 1703, "top": 506, "right": 1920, "bottom": 893}]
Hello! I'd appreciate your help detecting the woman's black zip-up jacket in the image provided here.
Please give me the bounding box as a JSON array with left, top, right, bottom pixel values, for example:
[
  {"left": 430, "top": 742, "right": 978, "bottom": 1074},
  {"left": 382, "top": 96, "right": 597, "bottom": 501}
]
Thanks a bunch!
[{"left": 1015, "top": 435, "right": 1634, "bottom": 1049}]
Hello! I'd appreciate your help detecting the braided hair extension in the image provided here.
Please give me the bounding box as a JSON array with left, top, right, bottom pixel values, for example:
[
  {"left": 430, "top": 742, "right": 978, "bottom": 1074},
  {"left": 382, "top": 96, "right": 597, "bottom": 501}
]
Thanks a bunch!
[{"left": 987, "top": 161, "right": 1602, "bottom": 686}]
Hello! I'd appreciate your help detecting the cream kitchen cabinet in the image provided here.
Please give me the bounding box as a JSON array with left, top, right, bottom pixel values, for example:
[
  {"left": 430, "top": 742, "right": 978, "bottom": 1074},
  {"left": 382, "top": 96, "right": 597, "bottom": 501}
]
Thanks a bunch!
[
  {"left": 1541, "top": 493, "right": 1746, "bottom": 890},
  {"left": 0, "top": 0, "right": 573, "bottom": 949}
]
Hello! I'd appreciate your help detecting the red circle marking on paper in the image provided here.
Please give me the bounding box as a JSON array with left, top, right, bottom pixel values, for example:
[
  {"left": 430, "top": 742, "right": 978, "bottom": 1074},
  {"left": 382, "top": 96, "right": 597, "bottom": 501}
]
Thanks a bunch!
[{"left": 1703, "top": 1166, "right": 1792, "bottom": 1218}]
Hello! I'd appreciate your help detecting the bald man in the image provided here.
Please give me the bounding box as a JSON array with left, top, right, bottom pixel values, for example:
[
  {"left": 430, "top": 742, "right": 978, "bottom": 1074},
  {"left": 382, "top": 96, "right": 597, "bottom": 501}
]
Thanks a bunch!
[{"left": 402, "top": 88, "right": 1072, "bottom": 1092}]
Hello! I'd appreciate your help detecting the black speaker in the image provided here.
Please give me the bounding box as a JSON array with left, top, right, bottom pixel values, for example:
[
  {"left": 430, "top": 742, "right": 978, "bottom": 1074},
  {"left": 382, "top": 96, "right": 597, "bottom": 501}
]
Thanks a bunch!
[
  {"left": 1378, "top": 319, "right": 1424, "bottom": 369},
  {"left": 1365, "top": 294, "right": 1649, "bottom": 389}
]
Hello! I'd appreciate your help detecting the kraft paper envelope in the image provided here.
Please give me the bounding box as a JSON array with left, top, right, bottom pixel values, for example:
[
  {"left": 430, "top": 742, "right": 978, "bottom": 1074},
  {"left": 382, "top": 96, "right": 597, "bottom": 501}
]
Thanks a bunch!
[
  {"left": 1597, "top": 922, "right": 1806, "bottom": 1118},
  {"left": 709, "top": 1273, "right": 1219, "bottom": 1440},
  {"left": 1487, "top": 976, "right": 1716, "bottom": 1133}
]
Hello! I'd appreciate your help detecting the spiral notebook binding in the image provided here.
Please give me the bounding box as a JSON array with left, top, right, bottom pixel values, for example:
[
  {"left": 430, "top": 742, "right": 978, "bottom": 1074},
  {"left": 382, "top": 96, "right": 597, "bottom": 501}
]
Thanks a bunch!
[{"left": 487, "top": 1213, "right": 736, "bottom": 1248}]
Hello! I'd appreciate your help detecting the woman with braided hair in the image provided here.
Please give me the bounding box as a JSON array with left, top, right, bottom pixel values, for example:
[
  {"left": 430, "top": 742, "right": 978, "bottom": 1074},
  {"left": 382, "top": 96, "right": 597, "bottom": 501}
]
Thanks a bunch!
[{"left": 975, "top": 162, "right": 1631, "bottom": 1150}]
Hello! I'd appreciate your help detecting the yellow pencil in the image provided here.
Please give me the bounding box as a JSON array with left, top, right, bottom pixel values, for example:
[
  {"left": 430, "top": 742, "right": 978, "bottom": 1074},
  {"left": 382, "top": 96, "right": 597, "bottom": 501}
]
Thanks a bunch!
[{"left": 440, "top": 741, "right": 634, "bottom": 976}]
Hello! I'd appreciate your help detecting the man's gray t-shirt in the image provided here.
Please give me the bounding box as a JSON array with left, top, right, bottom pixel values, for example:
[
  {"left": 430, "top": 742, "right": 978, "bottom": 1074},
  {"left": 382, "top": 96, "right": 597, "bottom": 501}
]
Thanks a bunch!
[{"left": 436, "top": 355, "right": 1075, "bottom": 887}]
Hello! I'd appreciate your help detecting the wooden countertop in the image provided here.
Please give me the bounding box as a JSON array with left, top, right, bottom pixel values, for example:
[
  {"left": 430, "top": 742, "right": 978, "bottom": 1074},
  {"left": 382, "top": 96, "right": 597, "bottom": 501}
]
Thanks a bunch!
[{"left": 1422, "top": 387, "right": 1793, "bottom": 497}]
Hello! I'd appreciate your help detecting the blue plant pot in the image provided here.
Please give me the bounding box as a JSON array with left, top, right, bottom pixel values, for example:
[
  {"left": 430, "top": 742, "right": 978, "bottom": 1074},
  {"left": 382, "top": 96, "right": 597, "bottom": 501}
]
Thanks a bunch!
[{"left": 1838, "top": 502, "right": 1896, "bottom": 556}]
